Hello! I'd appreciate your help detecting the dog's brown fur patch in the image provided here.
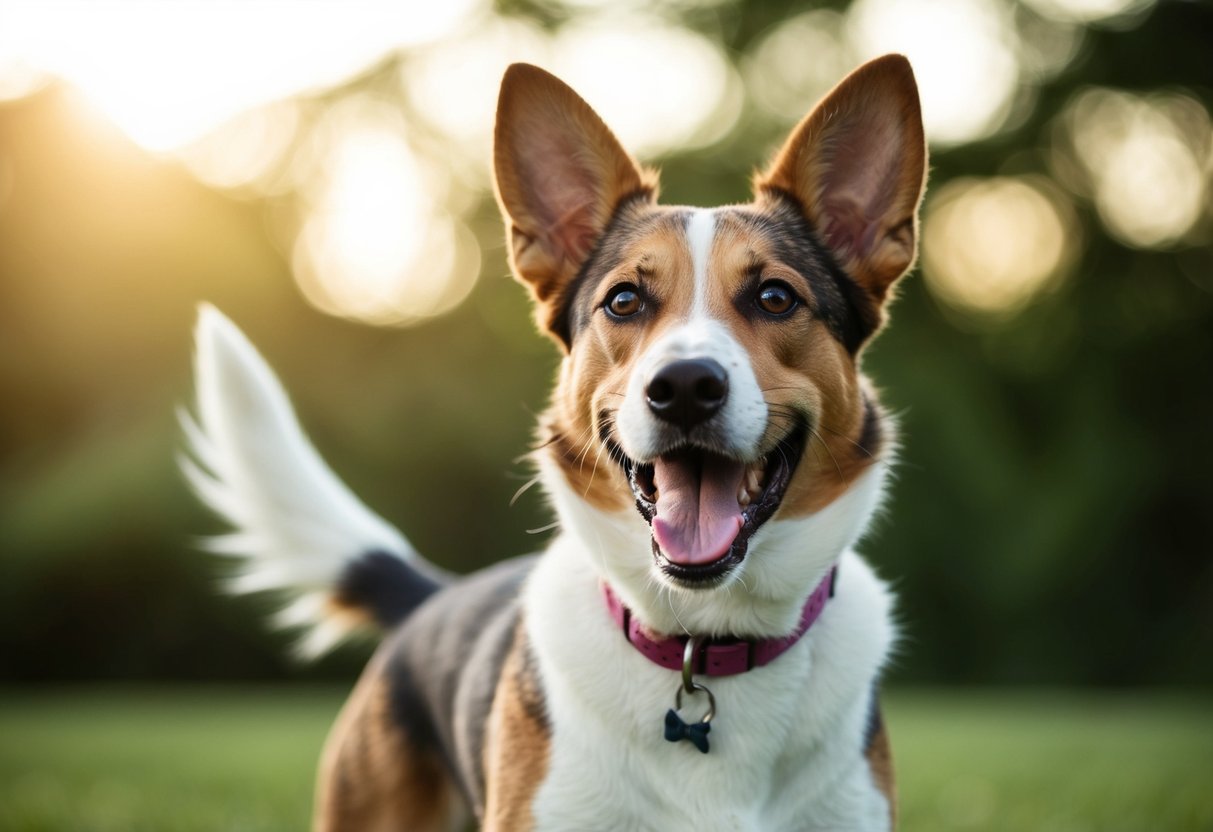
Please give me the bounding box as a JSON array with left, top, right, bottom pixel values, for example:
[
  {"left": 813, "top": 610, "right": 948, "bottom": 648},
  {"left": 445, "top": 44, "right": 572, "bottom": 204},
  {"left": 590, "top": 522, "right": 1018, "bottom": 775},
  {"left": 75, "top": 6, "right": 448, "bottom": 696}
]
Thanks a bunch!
[
  {"left": 315, "top": 658, "right": 459, "bottom": 832},
  {"left": 482, "top": 622, "right": 550, "bottom": 831}
]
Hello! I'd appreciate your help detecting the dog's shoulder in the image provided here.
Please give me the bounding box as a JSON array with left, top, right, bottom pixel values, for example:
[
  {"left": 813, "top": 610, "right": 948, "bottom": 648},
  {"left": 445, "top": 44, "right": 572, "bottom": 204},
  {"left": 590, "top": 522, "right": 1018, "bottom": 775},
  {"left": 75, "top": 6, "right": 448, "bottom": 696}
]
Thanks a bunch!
[{"left": 377, "top": 555, "right": 542, "bottom": 817}]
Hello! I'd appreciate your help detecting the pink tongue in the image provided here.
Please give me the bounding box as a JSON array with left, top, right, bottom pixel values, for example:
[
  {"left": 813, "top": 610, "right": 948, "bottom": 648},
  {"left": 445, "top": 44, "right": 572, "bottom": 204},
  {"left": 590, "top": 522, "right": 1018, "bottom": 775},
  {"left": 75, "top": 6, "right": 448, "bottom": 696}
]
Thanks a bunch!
[{"left": 651, "top": 453, "right": 746, "bottom": 566}]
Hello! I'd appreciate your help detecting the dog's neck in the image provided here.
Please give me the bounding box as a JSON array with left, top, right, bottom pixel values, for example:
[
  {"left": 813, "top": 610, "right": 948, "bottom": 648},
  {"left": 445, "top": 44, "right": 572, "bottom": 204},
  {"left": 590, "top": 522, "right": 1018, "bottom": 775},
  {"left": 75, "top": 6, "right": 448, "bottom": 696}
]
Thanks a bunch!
[
  {"left": 601, "top": 565, "right": 837, "bottom": 677},
  {"left": 538, "top": 455, "right": 890, "bottom": 638}
]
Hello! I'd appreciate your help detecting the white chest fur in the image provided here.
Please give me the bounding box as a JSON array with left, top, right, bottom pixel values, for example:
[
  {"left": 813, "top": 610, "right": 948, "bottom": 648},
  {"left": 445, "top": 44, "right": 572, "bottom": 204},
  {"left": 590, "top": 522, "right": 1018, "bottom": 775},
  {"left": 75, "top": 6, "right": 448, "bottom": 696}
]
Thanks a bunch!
[{"left": 523, "top": 540, "right": 896, "bottom": 831}]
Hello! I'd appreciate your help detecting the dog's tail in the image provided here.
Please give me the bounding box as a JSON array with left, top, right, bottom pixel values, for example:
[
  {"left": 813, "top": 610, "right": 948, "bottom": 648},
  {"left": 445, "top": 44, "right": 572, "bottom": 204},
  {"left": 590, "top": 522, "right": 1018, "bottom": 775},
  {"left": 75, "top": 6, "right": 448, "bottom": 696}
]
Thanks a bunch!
[{"left": 179, "top": 305, "right": 446, "bottom": 658}]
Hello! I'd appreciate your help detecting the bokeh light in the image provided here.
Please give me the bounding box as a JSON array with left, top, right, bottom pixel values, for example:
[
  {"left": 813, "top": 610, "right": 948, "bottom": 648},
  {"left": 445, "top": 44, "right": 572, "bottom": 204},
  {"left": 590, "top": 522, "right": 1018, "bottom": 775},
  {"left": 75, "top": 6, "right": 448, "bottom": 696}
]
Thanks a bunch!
[
  {"left": 177, "top": 101, "right": 302, "bottom": 193},
  {"left": 847, "top": 0, "right": 1020, "bottom": 145},
  {"left": 409, "top": 11, "right": 739, "bottom": 162},
  {"left": 1020, "top": 0, "right": 1156, "bottom": 25},
  {"left": 744, "top": 10, "right": 854, "bottom": 124},
  {"left": 403, "top": 17, "right": 550, "bottom": 168},
  {"left": 747, "top": 0, "right": 1035, "bottom": 146},
  {"left": 1061, "top": 89, "right": 1211, "bottom": 249},
  {"left": 290, "top": 98, "right": 478, "bottom": 325},
  {"left": 922, "top": 176, "right": 1079, "bottom": 317},
  {"left": 550, "top": 14, "right": 738, "bottom": 156},
  {"left": 1013, "top": 10, "right": 1085, "bottom": 83}
]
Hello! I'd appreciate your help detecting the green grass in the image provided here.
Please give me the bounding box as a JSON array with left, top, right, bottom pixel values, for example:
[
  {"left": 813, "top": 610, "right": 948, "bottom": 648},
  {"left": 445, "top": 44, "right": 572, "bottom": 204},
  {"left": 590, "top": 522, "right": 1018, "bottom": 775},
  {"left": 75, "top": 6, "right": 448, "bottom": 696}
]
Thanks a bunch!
[
  {"left": 0, "top": 687, "right": 338, "bottom": 832},
  {"left": 0, "top": 687, "right": 1210, "bottom": 831},
  {"left": 888, "top": 691, "right": 1213, "bottom": 832}
]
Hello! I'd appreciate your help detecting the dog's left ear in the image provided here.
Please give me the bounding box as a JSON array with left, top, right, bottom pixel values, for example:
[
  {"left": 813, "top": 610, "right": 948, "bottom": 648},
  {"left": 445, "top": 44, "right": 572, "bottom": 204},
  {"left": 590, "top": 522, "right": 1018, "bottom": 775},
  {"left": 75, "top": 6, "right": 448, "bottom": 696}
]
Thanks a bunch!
[
  {"left": 755, "top": 54, "right": 927, "bottom": 312},
  {"left": 494, "top": 64, "right": 656, "bottom": 348}
]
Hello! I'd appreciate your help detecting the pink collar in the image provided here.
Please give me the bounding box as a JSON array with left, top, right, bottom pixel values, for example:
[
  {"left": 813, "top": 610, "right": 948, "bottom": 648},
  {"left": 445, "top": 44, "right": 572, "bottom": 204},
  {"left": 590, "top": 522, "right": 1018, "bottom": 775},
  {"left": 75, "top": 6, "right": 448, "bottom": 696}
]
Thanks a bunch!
[{"left": 602, "top": 566, "right": 837, "bottom": 677}]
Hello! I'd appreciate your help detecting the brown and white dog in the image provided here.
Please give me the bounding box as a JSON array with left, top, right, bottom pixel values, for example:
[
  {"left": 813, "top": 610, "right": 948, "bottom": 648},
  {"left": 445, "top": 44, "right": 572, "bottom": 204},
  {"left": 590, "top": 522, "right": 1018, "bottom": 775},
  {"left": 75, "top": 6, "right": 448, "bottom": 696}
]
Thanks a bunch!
[{"left": 183, "top": 53, "right": 926, "bottom": 831}]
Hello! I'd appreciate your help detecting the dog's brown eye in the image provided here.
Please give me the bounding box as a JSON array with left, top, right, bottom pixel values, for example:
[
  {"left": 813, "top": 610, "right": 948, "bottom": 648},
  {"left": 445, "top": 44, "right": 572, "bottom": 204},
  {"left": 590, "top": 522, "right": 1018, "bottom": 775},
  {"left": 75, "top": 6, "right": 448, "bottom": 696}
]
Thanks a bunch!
[
  {"left": 605, "top": 284, "right": 643, "bottom": 319},
  {"left": 757, "top": 281, "right": 797, "bottom": 316}
]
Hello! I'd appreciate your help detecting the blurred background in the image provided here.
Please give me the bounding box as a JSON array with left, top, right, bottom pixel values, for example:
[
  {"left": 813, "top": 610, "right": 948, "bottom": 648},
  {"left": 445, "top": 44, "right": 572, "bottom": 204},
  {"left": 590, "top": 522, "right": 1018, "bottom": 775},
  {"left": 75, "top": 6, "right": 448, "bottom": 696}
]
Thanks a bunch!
[{"left": 0, "top": 0, "right": 1210, "bottom": 829}]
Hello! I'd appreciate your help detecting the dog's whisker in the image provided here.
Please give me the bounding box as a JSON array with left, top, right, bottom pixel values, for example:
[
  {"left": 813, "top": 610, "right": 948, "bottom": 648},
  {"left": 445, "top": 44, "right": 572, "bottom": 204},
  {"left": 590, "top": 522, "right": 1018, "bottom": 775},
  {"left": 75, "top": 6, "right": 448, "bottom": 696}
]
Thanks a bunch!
[
  {"left": 530, "top": 430, "right": 563, "bottom": 452},
  {"left": 809, "top": 426, "right": 846, "bottom": 481},
  {"left": 583, "top": 438, "right": 611, "bottom": 497},
  {"left": 510, "top": 474, "right": 543, "bottom": 507},
  {"left": 809, "top": 439, "right": 824, "bottom": 468},
  {"left": 667, "top": 586, "right": 691, "bottom": 637},
  {"left": 569, "top": 423, "right": 600, "bottom": 471},
  {"left": 819, "top": 422, "right": 875, "bottom": 458}
]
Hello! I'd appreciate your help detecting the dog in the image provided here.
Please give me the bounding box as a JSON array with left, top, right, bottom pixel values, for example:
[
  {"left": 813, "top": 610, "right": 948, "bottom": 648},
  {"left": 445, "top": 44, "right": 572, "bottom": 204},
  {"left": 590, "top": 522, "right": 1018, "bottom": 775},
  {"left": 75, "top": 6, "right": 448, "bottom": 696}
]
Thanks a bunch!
[{"left": 182, "top": 52, "right": 926, "bottom": 831}]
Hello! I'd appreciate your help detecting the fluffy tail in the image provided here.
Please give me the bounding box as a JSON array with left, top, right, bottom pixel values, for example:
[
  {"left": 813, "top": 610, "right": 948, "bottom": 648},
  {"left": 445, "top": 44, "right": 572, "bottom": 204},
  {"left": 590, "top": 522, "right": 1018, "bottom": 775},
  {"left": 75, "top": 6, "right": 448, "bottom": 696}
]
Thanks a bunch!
[{"left": 179, "top": 305, "right": 445, "bottom": 658}]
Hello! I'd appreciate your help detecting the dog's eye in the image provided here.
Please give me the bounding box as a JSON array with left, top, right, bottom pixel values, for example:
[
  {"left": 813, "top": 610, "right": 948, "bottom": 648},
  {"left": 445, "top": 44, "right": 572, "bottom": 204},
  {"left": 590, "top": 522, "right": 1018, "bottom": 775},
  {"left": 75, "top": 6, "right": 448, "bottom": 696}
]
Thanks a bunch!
[
  {"left": 605, "top": 284, "right": 643, "bottom": 319},
  {"left": 756, "top": 281, "right": 797, "bottom": 317}
]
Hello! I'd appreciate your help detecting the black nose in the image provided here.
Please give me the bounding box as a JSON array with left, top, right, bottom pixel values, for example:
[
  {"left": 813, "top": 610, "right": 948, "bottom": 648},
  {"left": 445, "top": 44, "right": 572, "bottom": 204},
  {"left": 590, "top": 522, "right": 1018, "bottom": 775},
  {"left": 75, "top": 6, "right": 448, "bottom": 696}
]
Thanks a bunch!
[{"left": 645, "top": 358, "right": 729, "bottom": 431}]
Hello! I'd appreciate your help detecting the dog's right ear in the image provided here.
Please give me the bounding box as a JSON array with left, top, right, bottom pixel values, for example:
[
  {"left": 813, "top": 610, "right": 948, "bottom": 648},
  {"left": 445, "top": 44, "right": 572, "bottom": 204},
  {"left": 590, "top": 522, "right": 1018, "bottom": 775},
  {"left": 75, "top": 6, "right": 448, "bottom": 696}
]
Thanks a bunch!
[{"left": 494, "top": 64, "right": 656, "bottom": 348}]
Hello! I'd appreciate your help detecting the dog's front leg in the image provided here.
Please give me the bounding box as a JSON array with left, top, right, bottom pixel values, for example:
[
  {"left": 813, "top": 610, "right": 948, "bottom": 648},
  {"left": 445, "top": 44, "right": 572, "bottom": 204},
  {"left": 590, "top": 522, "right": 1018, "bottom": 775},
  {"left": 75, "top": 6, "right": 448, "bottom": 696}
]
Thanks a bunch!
[{"left": 482, "top": 624, "right": 551, "bottom": 832}]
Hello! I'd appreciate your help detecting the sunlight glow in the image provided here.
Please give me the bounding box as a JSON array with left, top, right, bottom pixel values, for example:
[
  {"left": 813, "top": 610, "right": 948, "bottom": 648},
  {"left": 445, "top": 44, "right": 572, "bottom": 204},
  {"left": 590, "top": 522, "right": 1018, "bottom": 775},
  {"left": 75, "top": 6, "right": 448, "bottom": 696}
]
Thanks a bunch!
[
  {"left": 923, "top": 177, "right": 1078, "bottom": 317},
  {"left": 406, "top": 15, "right": 739, "bottom": 163},
  {"left": 0, "top": 56, "right": 48, "bottom": 101},
  {"left": 0, "top": 0, "right": 483, "bottom": 152},
  {"left": 559, "top": 0, "right": 732, "bottom": 9},
  {"left": 1062, "top": 89, "right": 1210, "bottom": 249},
  {"left": 178, "top": 101, "right": 302, "bottom": 193},
  {"left": 744, "top": 11, "right": 854, "bottom": 124},
  {"left": 848, "top": 0, "right": 1020, "bottom": 145},
  {"left": 291, "top": 101, "right": 478, "bottom": 325},
  {"left": 1, "top": 0, "right": 1122, "bottom": 330},
  {"left": 403, "top": 18, "right": 550, "bottom": 168},
  {"left": 551, "top": 15, "right": 736, "bottom": 156},
  {"left": 1014, "top": 13, "right": 1085, "bottom": 83},
  {"left": 1020, "top": 0, "right": 1156, "bottom": 24}
]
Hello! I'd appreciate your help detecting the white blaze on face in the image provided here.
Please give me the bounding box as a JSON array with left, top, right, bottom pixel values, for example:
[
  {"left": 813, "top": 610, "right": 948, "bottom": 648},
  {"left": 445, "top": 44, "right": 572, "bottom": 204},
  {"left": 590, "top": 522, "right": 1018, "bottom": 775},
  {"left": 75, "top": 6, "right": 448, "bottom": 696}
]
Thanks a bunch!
[{"left": 687, "top": 207, "right": 716, "bottom": 318}]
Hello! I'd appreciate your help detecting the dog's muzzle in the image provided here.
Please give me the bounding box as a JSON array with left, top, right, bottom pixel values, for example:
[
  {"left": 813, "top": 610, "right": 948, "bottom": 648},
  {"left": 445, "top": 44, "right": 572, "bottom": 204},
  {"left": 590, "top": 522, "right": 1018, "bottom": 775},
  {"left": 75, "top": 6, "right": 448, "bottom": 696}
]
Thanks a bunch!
[{"left": 605, "top": 357, "right": 808, "bottom": 588}]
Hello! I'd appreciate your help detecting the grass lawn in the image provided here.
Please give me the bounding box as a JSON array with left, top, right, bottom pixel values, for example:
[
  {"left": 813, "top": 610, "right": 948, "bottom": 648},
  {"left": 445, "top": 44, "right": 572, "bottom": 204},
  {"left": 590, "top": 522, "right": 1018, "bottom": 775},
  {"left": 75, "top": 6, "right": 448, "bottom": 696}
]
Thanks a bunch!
[
  {"left": 887, "top": 690, "right": 1213, "bottom": 832},
  {"left": 0, "top": 686, "right": 1209, "bottom": 831}
]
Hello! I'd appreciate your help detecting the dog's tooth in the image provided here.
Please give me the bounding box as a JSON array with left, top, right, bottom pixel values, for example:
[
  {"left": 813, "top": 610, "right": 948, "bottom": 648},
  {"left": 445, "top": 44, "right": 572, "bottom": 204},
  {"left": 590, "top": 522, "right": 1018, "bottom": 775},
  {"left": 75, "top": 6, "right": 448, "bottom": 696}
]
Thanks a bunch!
[
  {"left": 738, "top": 485, "right": 750, "bottom": 506},
  {"left": 746, "top": 468, "right": 761, "bottom": 494}
]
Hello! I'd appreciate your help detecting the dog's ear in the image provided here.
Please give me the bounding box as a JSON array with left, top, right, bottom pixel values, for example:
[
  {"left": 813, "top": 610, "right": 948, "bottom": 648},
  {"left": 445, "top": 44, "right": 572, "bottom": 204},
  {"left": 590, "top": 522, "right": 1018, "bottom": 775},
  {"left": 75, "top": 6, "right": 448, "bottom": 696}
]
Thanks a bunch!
[
  {"left": 755, "top": 54, "right": 927, "bottom": 313},
  {"left": 494, "top": 63, "right": 656, "bottom": 348}
]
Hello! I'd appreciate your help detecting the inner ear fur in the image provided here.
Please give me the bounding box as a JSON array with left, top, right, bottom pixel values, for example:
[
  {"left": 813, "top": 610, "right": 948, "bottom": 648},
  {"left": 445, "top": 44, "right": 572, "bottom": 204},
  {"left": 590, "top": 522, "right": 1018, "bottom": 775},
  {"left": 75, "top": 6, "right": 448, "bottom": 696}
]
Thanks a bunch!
[
  {"left": 493, "top": 63, "right": 657, "bottom": 347},
  {"left": 755, "top": 54, "right": 927, "bottom": 311}
]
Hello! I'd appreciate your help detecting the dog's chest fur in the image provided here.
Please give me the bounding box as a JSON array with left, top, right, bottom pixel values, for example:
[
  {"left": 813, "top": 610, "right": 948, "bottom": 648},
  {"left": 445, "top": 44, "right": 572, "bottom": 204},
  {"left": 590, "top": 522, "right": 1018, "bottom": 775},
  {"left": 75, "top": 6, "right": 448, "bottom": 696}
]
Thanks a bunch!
[
  {"left": 519, "top": 467, "right": 897, "bottom": 830},
  {"left": 524, "top": 540, "right": 894, "bottom": 830}
]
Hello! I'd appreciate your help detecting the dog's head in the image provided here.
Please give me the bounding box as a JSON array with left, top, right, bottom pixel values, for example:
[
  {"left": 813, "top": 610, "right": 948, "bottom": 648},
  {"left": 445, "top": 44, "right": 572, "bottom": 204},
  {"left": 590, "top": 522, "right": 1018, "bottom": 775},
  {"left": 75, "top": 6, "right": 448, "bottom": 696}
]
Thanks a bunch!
[{"left": 494, "top": 55, "right": 926, "bottom": 636}]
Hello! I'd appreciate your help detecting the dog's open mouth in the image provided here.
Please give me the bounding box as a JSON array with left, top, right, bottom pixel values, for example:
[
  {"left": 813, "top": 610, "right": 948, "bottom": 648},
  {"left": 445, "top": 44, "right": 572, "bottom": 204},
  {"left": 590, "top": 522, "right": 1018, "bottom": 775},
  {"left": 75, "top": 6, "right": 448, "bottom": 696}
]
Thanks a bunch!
[{"left": 612, "top": 425, "right": 807, "bottom": 586}]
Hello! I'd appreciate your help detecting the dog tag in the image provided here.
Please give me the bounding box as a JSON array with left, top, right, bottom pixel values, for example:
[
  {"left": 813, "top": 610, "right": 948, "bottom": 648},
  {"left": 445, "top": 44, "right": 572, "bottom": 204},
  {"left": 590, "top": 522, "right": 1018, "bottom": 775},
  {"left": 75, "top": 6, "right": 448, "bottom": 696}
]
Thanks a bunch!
[{"left": 665, "top": 680, "right": 715, "bottom": 754}]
